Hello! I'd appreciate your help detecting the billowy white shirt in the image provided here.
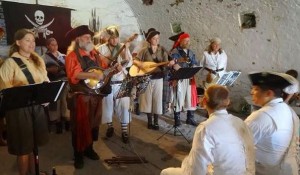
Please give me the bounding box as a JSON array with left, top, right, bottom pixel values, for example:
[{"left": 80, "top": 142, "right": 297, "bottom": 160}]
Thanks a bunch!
[
  {"left": 181, "top": 109, "right": 255, "bottom": 175},
  {"left": 245, "top": 98, "right": 299, "bottom": 175},
  {"left": 199, "top": 50, "right": 227, "bottom": 79},
  {"left": 97, "top": 43, "right": 132, "bottom": 81}
]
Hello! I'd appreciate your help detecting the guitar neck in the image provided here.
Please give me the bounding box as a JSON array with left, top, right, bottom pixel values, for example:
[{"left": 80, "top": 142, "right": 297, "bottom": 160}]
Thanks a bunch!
[{"left": 148, "top": 61, "right": 169, "bottom": 68}]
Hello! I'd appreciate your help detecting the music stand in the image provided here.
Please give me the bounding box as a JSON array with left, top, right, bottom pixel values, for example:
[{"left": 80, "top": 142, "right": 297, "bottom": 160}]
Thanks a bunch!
[
  {"left": 0, "top": 80, "right": 66, "bottom": 175},
  {"left": 157, "top": 67, "right": 201, "bottom": 144}
]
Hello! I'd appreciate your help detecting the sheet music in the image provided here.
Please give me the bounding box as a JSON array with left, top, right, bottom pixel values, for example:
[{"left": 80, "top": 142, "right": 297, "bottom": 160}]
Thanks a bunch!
[{"left": 216, "top": 71, "right": 241, "bottom": 86}]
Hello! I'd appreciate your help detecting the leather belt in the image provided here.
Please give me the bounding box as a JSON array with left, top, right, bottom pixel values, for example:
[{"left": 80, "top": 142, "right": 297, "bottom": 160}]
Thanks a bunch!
[
  {"left": 204, "top": 67, "right": 224, "bottom": 74},
  {"left": 110, "top": 81, "right": 123, "bottom": 85}
]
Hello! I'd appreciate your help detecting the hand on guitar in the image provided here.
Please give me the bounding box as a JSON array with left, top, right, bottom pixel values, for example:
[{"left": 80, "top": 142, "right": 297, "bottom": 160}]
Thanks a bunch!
[
  {"left": 133, "top": 60, "right": 145, "bottom": 69},
  {"left": 113, "top": 62, "right": 123, "bottom": 72},
  {"left": 90, "top": 71, "right": 104, "bottom": 81},
  {"left": 168, "top": 60, "right": 175, "bottom": 67},
  {"left": 172, "top": 64, "right": 181, "bottom": 71}
]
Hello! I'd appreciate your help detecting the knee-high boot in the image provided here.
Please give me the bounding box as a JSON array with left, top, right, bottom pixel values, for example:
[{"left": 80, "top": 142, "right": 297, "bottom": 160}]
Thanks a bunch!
[
  {"left": 186, "top": 110, "right": 198, "bottom": 126},
  {"left": 153, "top": 114, "right": 159, "bottom": 130},
  {"left": 147, "top": 113, "right": 153, "bottom": 129},
  {"left": 174, "top": 112, "right": 181, "bottom": 127}
]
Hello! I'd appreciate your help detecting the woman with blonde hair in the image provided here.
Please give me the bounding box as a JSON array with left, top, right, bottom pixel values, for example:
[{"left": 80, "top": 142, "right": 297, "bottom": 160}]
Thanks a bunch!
[
  {"left": 199, "top": 37, "right": 227, "bottom": 87},
  {"left": 0, "top": 29, "right": 49, "bottom": 175}
]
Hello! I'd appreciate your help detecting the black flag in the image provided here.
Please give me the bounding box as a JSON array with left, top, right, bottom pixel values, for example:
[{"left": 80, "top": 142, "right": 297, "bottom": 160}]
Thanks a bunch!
[{"left": 2, "top": 1, "right": 72, "bottom": 53}]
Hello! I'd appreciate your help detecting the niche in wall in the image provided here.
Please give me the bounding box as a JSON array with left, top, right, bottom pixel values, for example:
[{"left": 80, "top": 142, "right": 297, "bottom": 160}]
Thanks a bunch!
[{"left": 239, "top": 12, "right": 256, "bottom": 29}]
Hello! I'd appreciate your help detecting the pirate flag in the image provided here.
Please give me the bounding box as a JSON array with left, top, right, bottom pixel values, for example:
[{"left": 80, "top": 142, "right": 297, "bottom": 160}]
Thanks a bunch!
[{"left": 2, "top": 1, "right": 72, "bottom": 53}]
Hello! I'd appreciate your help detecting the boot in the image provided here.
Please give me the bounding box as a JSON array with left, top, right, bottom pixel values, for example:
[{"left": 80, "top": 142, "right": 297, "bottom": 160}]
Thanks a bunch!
[
  {"left": 92, "top": 127, "right": 99, "bottom": 141},
  {"left": 153, "top": 114, "right": 159, "bottom": 130},
  {"left": 147, "top": 113, "right": 153, "bottom": 129},
  {"left": 121, "top": 132, "right": 129, "bottom": 144},
  {"left": 74, "top": 151, "right": 84, "bottom": 169},
  {"left": 135, "top": 102, "right": 140, "bottom": 115},
  {"left": 174, "top": 112, "right": 181, "bottom": 127},
  {"left": 106, "top": 127, "right": 114, "bottom": 138},
  {"left": 84, "top": 144, "right": 99, "bottom": 160},
  {"left": 55, "top": 121, "right": 63, "bottom": 134},
  {"left": 186, "top": 110, "right": 198, "bottom": 126}
]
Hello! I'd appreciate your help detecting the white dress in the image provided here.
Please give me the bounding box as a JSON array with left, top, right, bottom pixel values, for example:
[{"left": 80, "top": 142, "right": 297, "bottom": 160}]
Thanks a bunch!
[{"left": 161, "top": 109, "right": 255, "bottom": 175}]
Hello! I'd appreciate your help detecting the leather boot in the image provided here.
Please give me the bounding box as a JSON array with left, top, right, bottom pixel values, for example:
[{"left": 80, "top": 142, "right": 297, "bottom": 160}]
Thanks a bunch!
[
  {"left": 84, "top": 144, "right": 99, "bottom": 160},
  {"left": 174, "top": 112, "right": 181, "bottom": 127},
  {"left": 147, "top": 113, "right": 153, "bottom": 129},
  {"left": 92, "top": 127, "right": 99, "bottom": 141},
  {"left": 74, "top": 151, "right": 84, "bottom": 169},
  {"left": 153, "top": 114, "right": 159, "bottom": 130},
  {"left": 186, "top": 110, "right": 198, "bottom": 126}
]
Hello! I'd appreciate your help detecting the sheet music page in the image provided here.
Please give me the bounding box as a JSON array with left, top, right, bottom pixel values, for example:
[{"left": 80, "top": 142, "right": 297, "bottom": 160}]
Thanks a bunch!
[{"left": 216, "top": 71, "right": 241, "bottom": 86}]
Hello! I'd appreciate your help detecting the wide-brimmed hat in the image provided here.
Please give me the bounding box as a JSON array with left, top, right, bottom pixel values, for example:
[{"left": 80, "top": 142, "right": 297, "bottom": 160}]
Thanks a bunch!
[
  {"left": 65, "top": 25, "right": 94, "bottom": 41},
  {"left": 145, "top": 28, "right": 160, "bottom": 42},
  {"left": 248, "top": 71, "right": 292, "bottom": 90}
]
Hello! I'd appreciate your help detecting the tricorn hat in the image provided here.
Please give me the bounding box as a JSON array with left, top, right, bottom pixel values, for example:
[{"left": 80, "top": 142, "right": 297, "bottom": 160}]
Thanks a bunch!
[
  {"left": 168, "top": 32, "right": 184, "bottom": 42},
  {"left": 65, "top": 25, "right": 94, "bottom": 41},
  {"left": 248, "top": 71, "right": 292, "bottom": 90}
]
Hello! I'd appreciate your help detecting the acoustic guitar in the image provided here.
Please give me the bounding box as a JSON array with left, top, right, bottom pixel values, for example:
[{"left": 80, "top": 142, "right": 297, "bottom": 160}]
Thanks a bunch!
[
  {"left": 129, "top": 57, "right": 188, "bottom": 77},
  {"left": 84, "top": 33, "right": 138, "bottom": 90},
  {"left": 84, "top": 60, "right": 129, "bottom": 90}
]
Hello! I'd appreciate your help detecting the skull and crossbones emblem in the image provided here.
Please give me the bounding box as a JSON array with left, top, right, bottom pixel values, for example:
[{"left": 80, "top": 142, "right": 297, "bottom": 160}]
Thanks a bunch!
[{"left": 25, "top": 10, "right": 54, "bottom": 38}]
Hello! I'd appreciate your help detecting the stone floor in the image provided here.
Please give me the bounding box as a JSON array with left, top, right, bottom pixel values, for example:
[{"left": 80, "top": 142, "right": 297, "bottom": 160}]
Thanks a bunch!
[{"left": 0, "top": 110, "right": 209, "bottom": 175}]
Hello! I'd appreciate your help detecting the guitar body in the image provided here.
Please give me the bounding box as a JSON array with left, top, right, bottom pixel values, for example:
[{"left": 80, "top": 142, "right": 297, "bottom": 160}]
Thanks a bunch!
[
  {"left": 84, "top": 67, "right": 105, "bottom": 89},
  {"left": 129, "top": 62, "right": 165, "bottom": 77}
]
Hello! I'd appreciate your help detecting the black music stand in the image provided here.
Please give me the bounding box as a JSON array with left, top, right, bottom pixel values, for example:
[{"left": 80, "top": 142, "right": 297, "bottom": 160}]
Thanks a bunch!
[
  {"left": 157, "top": 67, "right": 201, "bottom": 144},
  {"left": 0, "top": 80, "right": 66, "bottom": 175}
]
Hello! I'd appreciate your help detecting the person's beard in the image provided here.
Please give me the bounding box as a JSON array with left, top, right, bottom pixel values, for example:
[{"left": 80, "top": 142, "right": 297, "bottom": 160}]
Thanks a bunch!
[
  {"left": 181, "top": 43, "right": 190, "bottom": 49},
  {"left": 79, "top": 40, "right": 94, "bottom": 52}
]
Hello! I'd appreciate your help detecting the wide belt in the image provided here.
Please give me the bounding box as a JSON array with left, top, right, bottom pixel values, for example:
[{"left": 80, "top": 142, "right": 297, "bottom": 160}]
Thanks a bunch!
[
  {"left": 110, "top": 81, "right": 123, "bottom": 85},
  {"left": 204, "top": 67, "right": 224, "bottom": 74}
]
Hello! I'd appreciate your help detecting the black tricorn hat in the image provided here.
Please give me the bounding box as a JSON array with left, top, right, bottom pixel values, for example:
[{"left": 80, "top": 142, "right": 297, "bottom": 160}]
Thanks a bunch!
[
  {"left": 168, "top": 32, "right": 184, "bottom": 42},
  {"left": 248, "top": 71, "right": 292, "bottom": 90},
  {"left": 65, "top": 25, "right": 94, "bottom": 41}
]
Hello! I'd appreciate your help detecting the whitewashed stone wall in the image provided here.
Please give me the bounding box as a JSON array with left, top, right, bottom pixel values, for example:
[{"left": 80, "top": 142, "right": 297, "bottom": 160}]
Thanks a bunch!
[
  {"left": 1, "top": 0, "right": 300, "bottom": 111},
  {"left": 126, "top": 0, "right": 300, "bottom": 111}
]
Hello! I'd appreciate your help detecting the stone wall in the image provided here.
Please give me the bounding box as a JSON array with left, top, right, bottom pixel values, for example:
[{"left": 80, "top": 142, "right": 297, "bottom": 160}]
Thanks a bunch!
[{"left": 1, "top": 0, "right": 300, "bottom": 112}]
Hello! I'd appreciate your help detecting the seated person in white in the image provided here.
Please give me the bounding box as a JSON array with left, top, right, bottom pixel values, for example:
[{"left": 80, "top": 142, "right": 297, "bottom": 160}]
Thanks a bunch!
[
  {"left": 245, "top": 71, "right": 299, "bottom": 175},
  {"left": 161, "top": 85, "right": 255, "bottom": 175}
]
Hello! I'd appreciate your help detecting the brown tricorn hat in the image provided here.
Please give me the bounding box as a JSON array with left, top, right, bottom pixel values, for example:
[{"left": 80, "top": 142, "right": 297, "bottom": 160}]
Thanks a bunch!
[
  {"left": 145, "top": 28, "right": 160, "bottom": 42},
  {"left": 65, "top": 25, "right": 94, "bottom": 41}
]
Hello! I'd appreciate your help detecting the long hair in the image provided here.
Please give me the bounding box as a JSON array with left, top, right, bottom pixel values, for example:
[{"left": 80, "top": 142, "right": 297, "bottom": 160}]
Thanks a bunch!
[
  {"left": 206, "top": 43, "right": 223, "bottom": 54},
  {"left": 9, "top": 28, "right": 41, "bottom": 67}
]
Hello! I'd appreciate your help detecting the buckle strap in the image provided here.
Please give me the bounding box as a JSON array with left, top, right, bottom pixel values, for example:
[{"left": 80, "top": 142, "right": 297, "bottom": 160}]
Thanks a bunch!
[
  {"left": 110, "top": 81, "right": 123, "bottom": 85},
  {"left": 204, "top": 67, "right": 224, "bottom": 74}
]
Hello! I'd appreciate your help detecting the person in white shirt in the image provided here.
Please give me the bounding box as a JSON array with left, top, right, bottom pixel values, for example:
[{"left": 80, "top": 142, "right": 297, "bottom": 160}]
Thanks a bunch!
[
  {"left": 97, "top": 25, "right": 132, "bottom": 143},
  {"left": 199, "top": 37, "right": 227, "bottom": 88},
  {"left": 245, "top": 71, "right": 299, "bottom": 175},
  {"left": 161, "top": 84, "right": 255, "bottom": 175}
]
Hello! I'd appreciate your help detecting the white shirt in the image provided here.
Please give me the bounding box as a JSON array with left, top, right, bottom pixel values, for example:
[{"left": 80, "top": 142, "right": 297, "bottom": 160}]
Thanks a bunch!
[
  {"left": 97, "top": 43, "right": 132, "bottom": 81},
  {"left": 200, "top": 50, "right": 227, "bottom": 78},
  {"left": 245, "top": 98, "right": 299, "bottom": 174},
  {"left": 181, "top": 109, "right": 255, "bottom": 175}
]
